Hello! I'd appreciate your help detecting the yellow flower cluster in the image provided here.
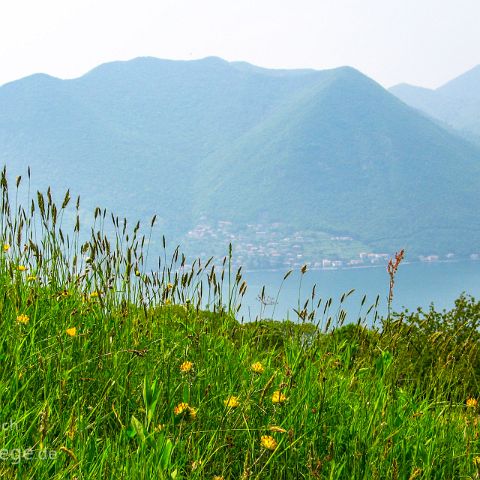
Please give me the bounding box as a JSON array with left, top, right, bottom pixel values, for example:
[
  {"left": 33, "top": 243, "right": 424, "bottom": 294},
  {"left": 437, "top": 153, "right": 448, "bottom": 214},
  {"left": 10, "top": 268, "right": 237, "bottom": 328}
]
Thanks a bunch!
[
  {"left": 467, "top": 397, "right": 478, "bottom": 408},
  {"left": 16, "top": 314, "right": 29, "bottom": 324},
  {"left": 17, "top": 265, "right": 27, "bottom": 272},
  {"left": 260, "top": 435, "right": 278, "bottom": 451},
  {"left": 174, "top": 402, "right": 197, "bottom": 420},
  {"left": 251, "top": 362, "right": 265, "bottom": 374},
  {"left": 3, "top": 244, "right": 10, "bottom": 252},
  {"left": 180, "top": 361, "right": 193, "bottom": 373},
  {"left": 272, "top": 391, "right": 287, "bottom": 404},
  {"left": 224, "top": 396, "right": 240, "bottom": 408},
  {"left": 66, "top": 327, "right": 77, "bottom": 337}
]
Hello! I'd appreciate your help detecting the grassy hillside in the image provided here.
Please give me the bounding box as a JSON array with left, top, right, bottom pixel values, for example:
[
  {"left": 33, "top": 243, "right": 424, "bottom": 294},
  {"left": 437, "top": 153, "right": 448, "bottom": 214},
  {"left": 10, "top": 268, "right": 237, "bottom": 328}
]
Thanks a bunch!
[
  {"left": 2, "top": 175, "right": 480, "bottom": 479},
  {"left": 196, "top": 67, "right": 480, "bottom": 256},
  {"left": 1, "top": 57, "right": 480, "bottom": 263}
]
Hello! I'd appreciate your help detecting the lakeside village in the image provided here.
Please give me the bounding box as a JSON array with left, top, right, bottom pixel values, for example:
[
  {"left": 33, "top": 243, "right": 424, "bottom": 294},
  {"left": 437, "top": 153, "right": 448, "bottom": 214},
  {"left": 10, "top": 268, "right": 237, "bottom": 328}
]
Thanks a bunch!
[{"left": 183, "top": 219, "right": 480, "bottom": 270}]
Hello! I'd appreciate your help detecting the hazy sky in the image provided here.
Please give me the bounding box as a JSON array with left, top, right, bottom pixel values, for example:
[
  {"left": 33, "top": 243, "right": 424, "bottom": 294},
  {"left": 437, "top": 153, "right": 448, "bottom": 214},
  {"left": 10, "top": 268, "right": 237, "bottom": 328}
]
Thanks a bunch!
[{"left": 1, "top": 0, "right": 479, "bottom": 88}]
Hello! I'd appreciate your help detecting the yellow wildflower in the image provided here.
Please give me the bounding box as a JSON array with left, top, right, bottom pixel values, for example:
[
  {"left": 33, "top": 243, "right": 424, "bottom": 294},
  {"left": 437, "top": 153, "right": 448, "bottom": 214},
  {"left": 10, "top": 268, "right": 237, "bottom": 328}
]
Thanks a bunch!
[
  {"left": 90, "top": 291, "right": 99, "bottom": 298},
  {"left": 180, "top": 361, "right": 193, "bottom": 373},
  {"left": 17, "top": 265, "right": 27, "bottom": 271},
  {"left": 467, "top": 397, "right": 478, "bottom": 408},
  {"left": 213, "top": 476, "right": 225, "bottom": 480},
  {"left": 269, "top": 425, "right": 287, "bottom": 433},
  {"left": 167, "top": 283, "right": 173, "bottom": 289},
  {"left": 27, "top": 275, "right": 37, "bottom": 281},
  {"left": 272, "top": 391, "right": 287, "bottom": 404},
  {"left": 260, "top": 435, "right": 277, "bottom": 451},
  {"left": 66, "top": 327, "right": 77, "bottom": 337},
  {"left": 224, "top": 396, "right": 240, "bottom": 408},
  {"left": 16, "top": 314, "right": 29, "bottom": 324},
  {"left": 3, "top": 244, "right": 10, "bottom": 252},
  {"left": 474, "top": 456, "right": 480, "bottom": 467},
  {"left": 251, "top": 362, "right": 265, "bottom": 374},
  {"left": 174, "top": 402, "right": 196, "bottom": 420},
  {"left": 174, "top": 402, "right": 189, "bottom": 415},
  {"left": 164, "top": 298, "right": 171, "bottom": 305}
]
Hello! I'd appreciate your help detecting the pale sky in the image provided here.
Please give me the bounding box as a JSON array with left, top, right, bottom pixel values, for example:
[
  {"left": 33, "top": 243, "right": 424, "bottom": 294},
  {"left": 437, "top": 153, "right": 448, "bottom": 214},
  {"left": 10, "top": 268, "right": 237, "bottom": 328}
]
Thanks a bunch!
[{"left": 1, "top": 0, "right": 479, "bottom": 88}]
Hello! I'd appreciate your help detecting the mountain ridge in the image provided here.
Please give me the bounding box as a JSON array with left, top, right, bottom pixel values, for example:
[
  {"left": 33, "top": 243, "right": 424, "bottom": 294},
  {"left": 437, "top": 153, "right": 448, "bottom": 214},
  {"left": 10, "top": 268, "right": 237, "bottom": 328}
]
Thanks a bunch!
[
  {"left": 1, "top": 56, "right": 479, "bottom": 267},
  {"left": 390, "top": 64, "right": 480, "bottom": 142}
]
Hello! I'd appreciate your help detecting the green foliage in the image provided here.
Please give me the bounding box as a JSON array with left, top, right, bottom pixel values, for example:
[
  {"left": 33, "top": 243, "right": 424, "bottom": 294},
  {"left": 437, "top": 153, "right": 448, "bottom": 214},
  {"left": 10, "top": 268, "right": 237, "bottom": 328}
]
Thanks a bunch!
[
  {"left": 235, "top": 319, "right": 317, "bottom": 351},
  {"left": 381, "top": 294, "right": 480, "bottom": 398},
  {"left": 1, "top": 175, "right": 480, "bottom": 479}
]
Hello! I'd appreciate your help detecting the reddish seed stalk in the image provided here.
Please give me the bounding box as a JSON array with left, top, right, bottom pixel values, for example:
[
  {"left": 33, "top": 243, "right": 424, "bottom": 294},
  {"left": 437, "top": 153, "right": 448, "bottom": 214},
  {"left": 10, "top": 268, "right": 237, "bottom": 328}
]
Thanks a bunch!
[{"left": 387, "top": 249, "right": 405, "bottom": 305}]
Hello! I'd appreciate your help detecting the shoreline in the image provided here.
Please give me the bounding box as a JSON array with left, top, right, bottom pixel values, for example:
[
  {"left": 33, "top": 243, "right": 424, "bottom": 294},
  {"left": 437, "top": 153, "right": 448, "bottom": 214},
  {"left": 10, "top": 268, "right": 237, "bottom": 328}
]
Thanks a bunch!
[{"left": 242, "top": 257, "right": 479, "bottom": 274}]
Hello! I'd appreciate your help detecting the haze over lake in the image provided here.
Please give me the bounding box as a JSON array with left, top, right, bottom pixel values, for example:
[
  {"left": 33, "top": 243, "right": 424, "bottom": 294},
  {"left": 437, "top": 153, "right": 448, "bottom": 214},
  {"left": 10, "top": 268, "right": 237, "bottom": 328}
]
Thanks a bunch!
[{"left": 239, "top": 260, "right": 480, "bottom": 323}]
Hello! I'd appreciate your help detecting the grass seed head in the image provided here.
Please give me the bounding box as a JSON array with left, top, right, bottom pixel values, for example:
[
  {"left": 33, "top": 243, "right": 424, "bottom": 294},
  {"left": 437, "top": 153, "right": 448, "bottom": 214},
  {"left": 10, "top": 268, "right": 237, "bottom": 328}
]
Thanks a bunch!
[{"left": 269, "top": 425, "right": 287, "bottom": 433}]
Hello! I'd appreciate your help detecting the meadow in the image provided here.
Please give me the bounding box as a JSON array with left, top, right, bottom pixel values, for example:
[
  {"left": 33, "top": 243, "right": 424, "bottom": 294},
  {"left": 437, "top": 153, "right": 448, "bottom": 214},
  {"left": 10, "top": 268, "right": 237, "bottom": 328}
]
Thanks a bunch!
[{"left": 1, "top": 167, "right": 480, "bottom": 479}]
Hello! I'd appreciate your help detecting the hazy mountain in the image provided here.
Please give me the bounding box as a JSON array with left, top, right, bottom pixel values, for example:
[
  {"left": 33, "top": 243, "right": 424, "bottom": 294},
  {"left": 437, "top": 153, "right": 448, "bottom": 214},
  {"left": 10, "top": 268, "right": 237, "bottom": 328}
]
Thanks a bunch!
[
  {"left": 1, "top": 57, "right": 479, "bottom": 266},
  {"left": 437, "top": 65, "right": 480, "bottom": 99},
  {"left": 390, "top": 65, "right": 480, "bottom": 141}
]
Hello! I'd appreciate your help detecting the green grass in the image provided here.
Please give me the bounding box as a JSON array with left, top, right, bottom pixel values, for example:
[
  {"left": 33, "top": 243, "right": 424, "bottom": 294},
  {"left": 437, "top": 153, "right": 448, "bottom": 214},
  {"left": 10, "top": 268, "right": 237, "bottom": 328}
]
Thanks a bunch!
[{"left": 1, "top": 168, "right": 480, "bottom": 479}]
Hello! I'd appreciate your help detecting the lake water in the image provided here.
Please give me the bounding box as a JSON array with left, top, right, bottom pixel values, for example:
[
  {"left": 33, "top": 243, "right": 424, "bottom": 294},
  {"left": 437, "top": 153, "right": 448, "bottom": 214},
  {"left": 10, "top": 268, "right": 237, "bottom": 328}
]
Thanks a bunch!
[{"left": 238, "top": 260, "right": 480, "bottom": 325}]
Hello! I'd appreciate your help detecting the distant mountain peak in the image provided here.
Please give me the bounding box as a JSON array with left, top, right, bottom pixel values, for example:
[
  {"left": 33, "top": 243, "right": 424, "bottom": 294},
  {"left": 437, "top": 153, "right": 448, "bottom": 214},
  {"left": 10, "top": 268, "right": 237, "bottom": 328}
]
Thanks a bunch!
[
  {"left": 437, "top": 64, "right": 480, "bottom": 99},
  {"left": 1, "top": 72, "right": 59, "bottom": 89},
  {"left": 390, "top": 64, "right": 480, "bottom": 143}
]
